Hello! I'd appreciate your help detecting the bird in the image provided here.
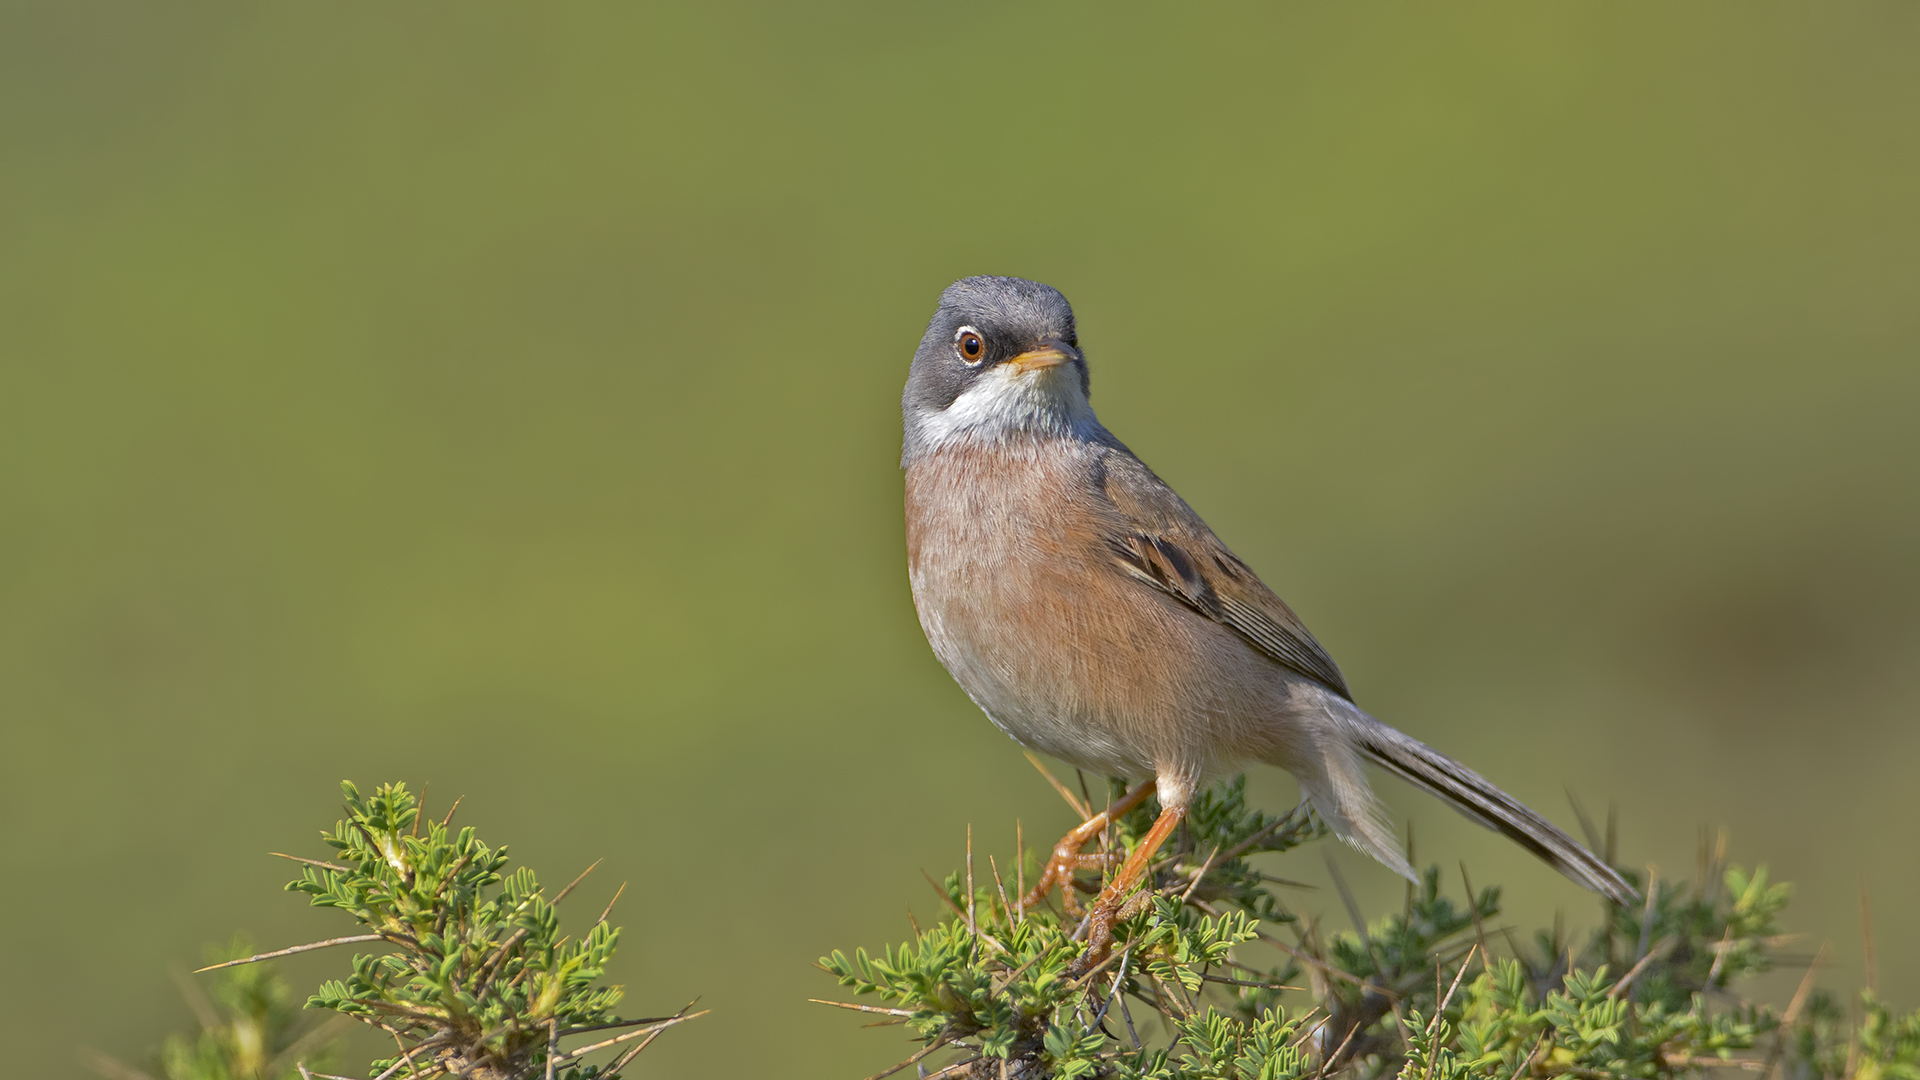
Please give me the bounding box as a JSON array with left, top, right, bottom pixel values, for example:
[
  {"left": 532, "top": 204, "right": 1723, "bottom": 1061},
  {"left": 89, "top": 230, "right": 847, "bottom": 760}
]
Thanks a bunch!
[{"left": 900, "top": 274, "right": 1636, "bottom": 962}]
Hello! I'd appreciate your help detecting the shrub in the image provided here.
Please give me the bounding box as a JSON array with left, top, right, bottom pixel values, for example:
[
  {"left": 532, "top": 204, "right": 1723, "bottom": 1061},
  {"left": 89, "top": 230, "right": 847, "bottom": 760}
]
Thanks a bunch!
[{"left": 818, "top": 771, "right": 1918, "bottom": 1080}]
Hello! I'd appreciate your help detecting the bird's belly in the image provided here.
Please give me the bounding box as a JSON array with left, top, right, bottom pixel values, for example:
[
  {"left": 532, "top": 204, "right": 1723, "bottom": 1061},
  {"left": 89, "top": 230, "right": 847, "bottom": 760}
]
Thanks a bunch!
[{"left": 906, "top": 458, "right": 1286, "bottom": 782}]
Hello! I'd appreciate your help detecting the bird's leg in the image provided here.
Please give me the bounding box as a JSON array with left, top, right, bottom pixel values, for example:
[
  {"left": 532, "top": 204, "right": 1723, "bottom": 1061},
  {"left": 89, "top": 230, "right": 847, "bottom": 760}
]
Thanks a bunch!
[
  {"left": 1019, "top": 779, "right": 1156, "bottom": 916},
  {"left": 1075, "top": 802, "right": 1188, "bottom": 973}
]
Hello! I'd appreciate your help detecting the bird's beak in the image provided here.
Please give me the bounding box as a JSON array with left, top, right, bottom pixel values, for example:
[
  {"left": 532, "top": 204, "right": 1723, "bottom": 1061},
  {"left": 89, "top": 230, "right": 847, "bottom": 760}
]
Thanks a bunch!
[{"left": 1006, "top": 339, "right": 1079, "bottom": 374}]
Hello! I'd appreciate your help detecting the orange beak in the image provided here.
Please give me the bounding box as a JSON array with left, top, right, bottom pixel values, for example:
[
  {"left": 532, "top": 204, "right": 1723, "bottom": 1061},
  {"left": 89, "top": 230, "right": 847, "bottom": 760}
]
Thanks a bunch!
[{"left": 1005, "top": 341, "right": 1076, "bottom": 374}]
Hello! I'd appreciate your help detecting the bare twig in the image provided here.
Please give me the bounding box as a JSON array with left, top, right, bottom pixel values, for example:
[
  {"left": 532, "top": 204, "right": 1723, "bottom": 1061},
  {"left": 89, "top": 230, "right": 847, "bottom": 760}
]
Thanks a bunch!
[
  {"left": 1215, "top": 803, "right": 1311, "bottom": 866},
  {"left": 1016, "top": 820, "right": 1025, "bottom": 925},
  {"left": 552, "top": 858, "right": 603, "bottom": 905},
  {"left": 1179, "top": 844, "right": 1223, "bottom": 902},
  {"left": 1608, "top": 935, "right": 1677, "bottom": 1001},
  {"left": 1704, "top": 925, "right": 1736, "bottom": 987},
  {"left": 967, "top": 825, "right": 978, "bottom": 957},
  {"left": 1635, "top": 865, "right": 1659, "bottom": 965},
  {"left": 78, "top": 1048, "right": 161, "bottom": 1080},
  {"left": 1461, "top": 863, "right": 1492, "bottom": 973},
  {"left": 860, "top": 1034, "right": 951, "bottom": 1080},
  {"left": 1860, "top": 877, "right": 1877, "bottom": 992},
  {"left": 193, "top": 934, "right": 386, "bottom": 972},
  {"left": 1198, "top": 972, "right": 1306, "bottom": 990},
  {"left": 552, "top": 1008, "right": 707, "bottom": 1063},
  {"left": 1024, "top": 751, "right": 1091, "bottom": 820},
  {"left": 808, "top": 999, "right": 916, "bottom": 1018},
  {"left": 1190, "top": 898, "right": 1389, "bottom": 996},
  {"left": 595, "top": 881, "right": 627, "bottom": 926},
  {"left": 988, "top": 854, "right": 1012, "bottom": 924},
  {"left": 1764, "top": 943, "right": 1829, "bottom": 1080},
  {"left": 920, "top": 869, "right": 1007, "bottom": 954},
  {"left": 271, "top": 852, "right": 352, "bottom": 873}
]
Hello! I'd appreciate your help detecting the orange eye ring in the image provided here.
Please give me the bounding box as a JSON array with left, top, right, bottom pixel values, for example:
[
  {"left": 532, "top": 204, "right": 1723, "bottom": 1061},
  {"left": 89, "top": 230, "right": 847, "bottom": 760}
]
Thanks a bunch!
[{"left": 955, "top": 327, "right": 985, "bottom": 365}]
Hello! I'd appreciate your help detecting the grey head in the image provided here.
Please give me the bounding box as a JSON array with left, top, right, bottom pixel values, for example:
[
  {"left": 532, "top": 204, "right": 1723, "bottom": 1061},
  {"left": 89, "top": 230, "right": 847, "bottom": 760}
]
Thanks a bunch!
[{"left": 901, "top": 276, "right": 1114, "bottom": 466}]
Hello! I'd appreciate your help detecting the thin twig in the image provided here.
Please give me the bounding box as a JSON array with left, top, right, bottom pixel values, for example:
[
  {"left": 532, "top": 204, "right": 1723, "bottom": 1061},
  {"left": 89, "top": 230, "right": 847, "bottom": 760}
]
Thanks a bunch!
[
  {"left": 553, "top": 859, "right": 603, "bottom": 905},
  {"left": 595, "top": 881, "right": 627, "bottom": 926},
  {"left": 1635, "top": 865, "right": 1659, "bottom": 965},
  {"left": 1509, "top": 1030, "right": 1552, "bottom": 1080},
  {"left": 267, "top": 1015, "right": 358, "bottom": 1078},
  {"left": 1764, "top": 943, "right": 1829, "bottom": 1080},
  {"left": 860, "top": 1035, "right": 951, "bottom": 1080},
  {"left": 1608, "top": 936, "right": 1676, "bottom": 1001},
  {"left": 271, "top": 852, "right": 352, "bottom": 873},
  {"left": 1089, "top": 945, "right": 1136, "bottom": 1035},
  {"left": 808, "top": 999, "right": 916, "bottom": 1018},
  {"left": 1179, "top": 844, "right": 1223, "bottom": 902},
  {"left": 1119, "top": 964, "right": 1143, "bottom": 1049},
  {"left": 967, "top": 825, "right": 978, "bottom": 959},
  {"left": 439, "top": 795, "right": 464, "bottom": 828},
  {"left": 557, "top": 1015, "right": 689, "bottom": 1037},
  {"left": 920, "top": 869, "right": 1007, "bottom": 954},
  {"left": 1198, "top": 972, "right": 1306, "bottom": 990},
  {"left": 1024, "top": 751, "right": 1091, "bottom": 820},
  {"left": 1704, "top": 925, "right": 1736, "bottom": 987},
  {"left": 1437, "top": 944, "right": 1476, "bottom": 1016},
  {"left": 552, "top": 1009, "right": 707, "bottom": 1063},
  {"left": 1316, "top": 1009, "right": 1367, "bottom": 1078},
  {"left": 1423, "top": 946, "right": 1478, "bottom": 1080},
  {"left": 193, "top": 935, "right": 386, "bottom": 972},
  {"left": 1860, "top": 877, "right": 1877, "bottom": 992},
  {"left": 1215, "top": 803, "right": 1311, "bottom": 865},
  {"left": 919, "top": 1057, "right": 983, "bottom": 1080},
  {"left": 366, "top": 1034, "right": 449, "bottom": 1080},
  {"left": 988, "top": 854, "right": 1012, "bottom": 924},
  {"left": 1016, "top": 820, "right": 1025, "bottom": 926},
  {"left": 602, "top": 1021, "right": 673, "bottom": 1079},
  {"left": 168, "top": 965, "right": 221, "bottom": 1032},
  {"left": 77, "top": 1048, "right": 161, "bottom": 1080},
  {"left": 1287, "top": 1008, "right": 1329, "bottom": 1049},
  {"left": 1190, "top": 898, "right": 1388, "bottom": 995},
  {"left": 1664, "top": 1057, "right": 1770, "bottom": 1072}
]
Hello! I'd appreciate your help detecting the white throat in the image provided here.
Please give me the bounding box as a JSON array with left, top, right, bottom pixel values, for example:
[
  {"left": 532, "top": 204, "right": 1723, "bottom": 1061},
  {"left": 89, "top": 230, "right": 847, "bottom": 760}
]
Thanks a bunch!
[{"left": 912, "top": 363, "right": 1104, "bottom": 453}]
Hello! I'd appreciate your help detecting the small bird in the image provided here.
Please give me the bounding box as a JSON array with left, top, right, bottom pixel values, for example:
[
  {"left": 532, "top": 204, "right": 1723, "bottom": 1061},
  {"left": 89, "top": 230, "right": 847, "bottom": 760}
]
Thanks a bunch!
[{"left": 901, "top": 275, "right": 1635, "bottom": 959}]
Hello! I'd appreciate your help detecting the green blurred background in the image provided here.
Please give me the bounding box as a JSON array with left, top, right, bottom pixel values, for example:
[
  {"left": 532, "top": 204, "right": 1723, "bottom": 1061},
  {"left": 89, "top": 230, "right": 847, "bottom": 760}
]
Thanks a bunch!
[{"left": 4, "top": 3, "right": 1917, "bottom": 1076}]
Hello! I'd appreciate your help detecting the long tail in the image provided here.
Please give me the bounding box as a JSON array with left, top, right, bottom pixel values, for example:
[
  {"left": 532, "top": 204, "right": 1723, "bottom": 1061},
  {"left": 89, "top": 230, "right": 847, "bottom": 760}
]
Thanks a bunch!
[{"left": 1344, "top": 710, "right": 1639, "bottom": 905}]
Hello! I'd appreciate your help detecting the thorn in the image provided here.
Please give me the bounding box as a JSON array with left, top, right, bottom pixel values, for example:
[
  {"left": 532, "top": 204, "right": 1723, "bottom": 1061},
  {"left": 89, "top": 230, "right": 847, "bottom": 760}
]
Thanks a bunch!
[
  {"left": 193, "top": 935, "right": 386, "bottom": 973},
  {"left": 1023, "top": 752, "right": 1091, "bottom": 820},
  {"left": 553, "top": 858, "right": 603, "bottom": 904},
  {"left": 595, "top": 882, "right": 627, "bottom": 926}
]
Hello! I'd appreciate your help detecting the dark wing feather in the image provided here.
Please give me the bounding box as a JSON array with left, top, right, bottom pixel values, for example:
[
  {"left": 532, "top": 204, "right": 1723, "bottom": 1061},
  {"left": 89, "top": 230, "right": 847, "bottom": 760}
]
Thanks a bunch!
[{"left": 1097, "top": 451, "right": 1354, "bottom": 700}]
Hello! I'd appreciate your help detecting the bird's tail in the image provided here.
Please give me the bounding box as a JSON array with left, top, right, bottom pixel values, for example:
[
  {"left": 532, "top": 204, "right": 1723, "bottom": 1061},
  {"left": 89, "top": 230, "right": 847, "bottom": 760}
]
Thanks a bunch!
[{"left": 1342, "top": 709, "right": 1639, "bottom": 906}]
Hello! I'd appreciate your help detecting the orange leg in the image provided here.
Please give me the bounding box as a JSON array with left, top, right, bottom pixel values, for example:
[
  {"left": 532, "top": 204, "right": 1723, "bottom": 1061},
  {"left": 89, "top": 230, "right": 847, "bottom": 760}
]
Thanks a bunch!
[
  {"left": 1076, "top": 802, "right": 1188, "bottom": 972},
  {"left": 1019, "top": 779, "right": 1156, "bottom": 915}
]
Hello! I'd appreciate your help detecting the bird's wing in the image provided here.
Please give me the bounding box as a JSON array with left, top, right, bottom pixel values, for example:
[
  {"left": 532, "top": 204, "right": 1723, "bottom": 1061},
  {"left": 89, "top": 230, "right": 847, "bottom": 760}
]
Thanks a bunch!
[{"left": 1096, "top": 449, "right": 1354, "bottom": 700}]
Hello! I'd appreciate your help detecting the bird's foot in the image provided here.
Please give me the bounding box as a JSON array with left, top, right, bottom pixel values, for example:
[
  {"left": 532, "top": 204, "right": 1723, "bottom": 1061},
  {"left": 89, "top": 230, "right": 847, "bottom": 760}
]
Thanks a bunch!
[
  {"left": 1017, "top": 780, "right": 1156, "bottom": 915},
  {"left": 1067, "top": 802, "right": 1190, "bottom": 977},
  {"left": 1023, "top": 849, "right": 1122, "bottom": 916},
  {"left": 1071, "top": 890, "right": 1156, "bottom": 976}
]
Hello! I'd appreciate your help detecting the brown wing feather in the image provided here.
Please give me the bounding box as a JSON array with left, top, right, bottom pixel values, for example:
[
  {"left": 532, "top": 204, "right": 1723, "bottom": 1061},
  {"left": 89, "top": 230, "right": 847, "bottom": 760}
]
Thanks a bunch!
[{"left": 1096, "top": 451, "right": 1354, "bottom": 701}]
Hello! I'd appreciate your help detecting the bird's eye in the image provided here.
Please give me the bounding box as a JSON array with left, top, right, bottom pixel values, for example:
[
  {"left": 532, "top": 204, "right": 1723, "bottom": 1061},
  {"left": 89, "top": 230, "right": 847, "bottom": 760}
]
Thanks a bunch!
[{"left": 955, "top": 327, "right": 985, "bottom": 365}]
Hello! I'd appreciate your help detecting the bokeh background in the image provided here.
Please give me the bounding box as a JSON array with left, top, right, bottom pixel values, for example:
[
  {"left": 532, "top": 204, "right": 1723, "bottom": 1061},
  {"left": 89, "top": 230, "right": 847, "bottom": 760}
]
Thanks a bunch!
[{"left": 4, "top": 3, "right": 1917, "bottom": 1077}]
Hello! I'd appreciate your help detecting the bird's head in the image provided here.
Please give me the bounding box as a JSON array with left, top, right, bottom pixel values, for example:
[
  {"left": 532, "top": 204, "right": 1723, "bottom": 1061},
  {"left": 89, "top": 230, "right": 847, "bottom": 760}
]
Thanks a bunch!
[{"left": 901, "top": 276, "right": 1105, "bottom": 464}]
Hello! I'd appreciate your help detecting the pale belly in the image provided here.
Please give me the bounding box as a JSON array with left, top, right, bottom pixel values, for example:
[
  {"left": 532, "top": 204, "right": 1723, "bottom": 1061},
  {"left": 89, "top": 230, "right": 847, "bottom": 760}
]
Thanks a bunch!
[{"left": 904, "top": 447, "right": 1292, "bottom": 785}]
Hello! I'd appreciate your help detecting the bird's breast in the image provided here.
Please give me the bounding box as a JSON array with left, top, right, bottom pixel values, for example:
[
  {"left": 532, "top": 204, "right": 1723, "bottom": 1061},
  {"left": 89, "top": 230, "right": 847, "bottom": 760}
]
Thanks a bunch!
[{"left": 903, "top": 442, "right": 1279, "bottom": 778}]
